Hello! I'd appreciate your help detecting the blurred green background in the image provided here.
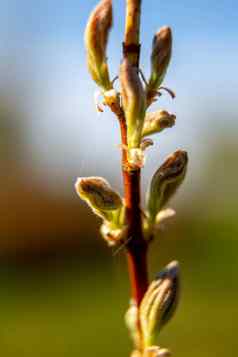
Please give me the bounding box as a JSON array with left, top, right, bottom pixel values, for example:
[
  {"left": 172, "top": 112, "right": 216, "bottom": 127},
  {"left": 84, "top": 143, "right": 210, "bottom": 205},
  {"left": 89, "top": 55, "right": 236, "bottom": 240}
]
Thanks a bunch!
[{"left": 1, "top": 0, "right": 238, "bottom": 356}]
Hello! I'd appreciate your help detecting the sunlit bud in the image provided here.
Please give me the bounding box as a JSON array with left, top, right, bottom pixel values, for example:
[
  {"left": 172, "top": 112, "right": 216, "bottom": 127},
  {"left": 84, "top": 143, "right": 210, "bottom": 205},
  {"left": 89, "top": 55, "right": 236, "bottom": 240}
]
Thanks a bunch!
[
  {"left": 125, "top": 300, "right": 140, "bottom": 348},
  {"left": 144, "top": 346, "right": 171, "bottom": 357},
  {"left": 147, "top": 27, "right": 172, "bottom": 101},
  {"left": 146, "top": 150, "right": 188, "bottom": 223},
  {"left": 120, "top": 59, "right": 146, "bottom": 149},
  {"left": 100, "top": 222, "right": 128, "bottom": 247},
  {"left": 75, "top": 177, "right": 122, "bottom": 220},
  {"left": 85, "top": 0, "right": 113, "bottom": 91},
  {"left": 140, "top": 261, "right": 180, "bottom": 347},
  {"left": 142, "top": 110, "right": 176, "bottom": 138}
]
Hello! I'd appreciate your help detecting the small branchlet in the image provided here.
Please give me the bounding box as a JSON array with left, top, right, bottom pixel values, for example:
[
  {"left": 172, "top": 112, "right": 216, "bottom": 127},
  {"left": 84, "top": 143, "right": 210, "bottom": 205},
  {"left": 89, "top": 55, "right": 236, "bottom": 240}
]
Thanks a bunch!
[
  {"left": 81, "top": 1, "right": 189, "bottom": 356},
  {"left": 85, "top": 0, "right": 113, "bottom": 91},
  {"left": 140, "top": 261, "right": 180, "bottom": 348}
]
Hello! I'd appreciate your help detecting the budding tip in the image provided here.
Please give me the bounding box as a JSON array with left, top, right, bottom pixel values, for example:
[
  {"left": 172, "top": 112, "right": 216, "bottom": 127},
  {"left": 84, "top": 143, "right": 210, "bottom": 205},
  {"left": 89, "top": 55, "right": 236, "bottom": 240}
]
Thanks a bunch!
[{"left": 156, "top": 260, "right": 180, "bottom": 282}]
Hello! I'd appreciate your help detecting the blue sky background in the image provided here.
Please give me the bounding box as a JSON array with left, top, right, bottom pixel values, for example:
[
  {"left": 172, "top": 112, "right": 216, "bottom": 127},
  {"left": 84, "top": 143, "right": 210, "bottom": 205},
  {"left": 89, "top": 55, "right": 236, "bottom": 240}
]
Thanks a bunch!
[{"left": 1, "top": 0, "right": 238, "bottom": 195}]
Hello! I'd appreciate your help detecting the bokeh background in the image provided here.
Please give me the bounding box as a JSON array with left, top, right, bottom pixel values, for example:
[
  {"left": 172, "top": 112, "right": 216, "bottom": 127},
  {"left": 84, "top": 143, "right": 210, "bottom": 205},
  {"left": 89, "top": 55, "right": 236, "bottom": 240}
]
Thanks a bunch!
[{"left": 1, "top": 0, "right": 238, "bottom": 356}]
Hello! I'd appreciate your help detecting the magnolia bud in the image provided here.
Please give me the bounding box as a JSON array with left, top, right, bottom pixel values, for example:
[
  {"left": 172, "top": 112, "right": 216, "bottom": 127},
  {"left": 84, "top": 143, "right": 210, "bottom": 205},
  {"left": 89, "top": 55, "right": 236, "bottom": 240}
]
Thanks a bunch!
[
  {"left": 146, "top": 150, "right": 188, "bottom": 223},
  {"left": 75, "top": 177, "right": 122, "bottom": 220},
  {"left": 85, "top": 0, "right": 112, "bottom": 91},
  {"left": 120, "top": 58, "right": 146, "bottom": 150},
  {"left": 147, "top": 27, "right": 172, "bottom": 101},
  {"left": 140, "top": 261, "right": 180, "bottom": 348},
  {"left": 142, "top": 110, "right": 176, "bottom": 138}
]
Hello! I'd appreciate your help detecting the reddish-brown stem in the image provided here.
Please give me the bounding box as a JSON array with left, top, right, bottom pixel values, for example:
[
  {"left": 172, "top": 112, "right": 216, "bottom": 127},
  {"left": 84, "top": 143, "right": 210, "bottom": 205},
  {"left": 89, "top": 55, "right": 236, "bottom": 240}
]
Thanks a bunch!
[
  {"left": 119, "top": 0, "right": 149, "bottom": 308},
  {"left": 119, "top": 116, "right": 148, "bottom": 306}
]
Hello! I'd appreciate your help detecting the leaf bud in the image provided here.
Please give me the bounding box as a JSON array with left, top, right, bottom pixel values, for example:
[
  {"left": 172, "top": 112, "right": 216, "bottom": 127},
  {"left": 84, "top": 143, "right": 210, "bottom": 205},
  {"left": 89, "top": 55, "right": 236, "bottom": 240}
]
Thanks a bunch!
[
  {"left": 146, "top": 150, "right": 188, "bottom": 223},
  {"left": 85, "top": 0, "right": 113, "bottom": 91},
  {"left": 75, "top": 177, "right": 122, "bottom": 220},
  {"left": 139, "top": 261, "right": 180, "bottom": 347},
  {"left": 142, "top": 110, "right": 175, "bottom": 138},
  {"left": 147, "top": 27, "right": 172, "bottom": 103}
]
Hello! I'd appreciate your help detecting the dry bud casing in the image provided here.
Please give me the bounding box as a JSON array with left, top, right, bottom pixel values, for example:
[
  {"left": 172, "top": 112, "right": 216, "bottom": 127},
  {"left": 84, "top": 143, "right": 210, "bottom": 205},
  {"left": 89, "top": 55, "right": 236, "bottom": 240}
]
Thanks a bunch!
[
  {"left": 85, "top": 0, "right": 112, "bottom": 91},
  {"left": 147, "top": 27, "right": 172, "bottom": 98},
  {"left": 75, "top": 177, "right": 122, "bottom": 221},
  {"left": 120, "top": 58, "right": 146, "bottom": 150},
  {"left": 140, "top": 261, "right": 180, "bottom": 348},
  {"left": 146, "top": 150, "right": 188, "bottom": 223},
  {"left": 142, "top": 110, "right": 176, "bottom": 138}
]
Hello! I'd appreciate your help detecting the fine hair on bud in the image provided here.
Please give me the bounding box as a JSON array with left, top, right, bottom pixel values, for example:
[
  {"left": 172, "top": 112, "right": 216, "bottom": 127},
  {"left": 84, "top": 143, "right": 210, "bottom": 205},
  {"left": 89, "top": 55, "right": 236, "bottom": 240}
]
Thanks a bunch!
[
  {"left": 120, "top": 58, "right": 146, "bottom": 149},
  {"left": 146, "top": 150, "right": 188, "bottom": 222},
  {"left": 147, "top": 27, "right": 172, "bottom": 101},
  {"left": 85, "top": 0, "right": 112, "bottom": 90}
]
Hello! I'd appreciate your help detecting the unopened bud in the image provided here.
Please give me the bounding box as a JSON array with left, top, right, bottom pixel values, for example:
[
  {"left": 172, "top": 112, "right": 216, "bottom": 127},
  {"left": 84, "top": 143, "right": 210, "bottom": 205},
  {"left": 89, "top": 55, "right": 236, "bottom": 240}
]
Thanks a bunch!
[
  {"left": 142, "top": 110, "right": 176, "bottom": 138},
  {"left": 147, "top": 27, "right": 172, "bottom": 102},
  {"left": 120, "top": 59, "right": 146, "bottom": 149},
  {"left": 75, "top": 177, "right": 122, "bottom": 220},
  {"left": 85, "top": 0, "right": 112, "bottom": 91},
  {"left": 140, "top": 261, "right": 180, "bottom": 347},
  {"left": 146, "top": 150, "right": 188, "bottom": 223}
]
